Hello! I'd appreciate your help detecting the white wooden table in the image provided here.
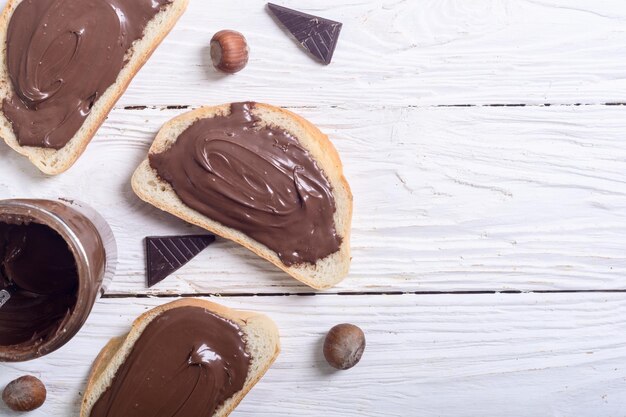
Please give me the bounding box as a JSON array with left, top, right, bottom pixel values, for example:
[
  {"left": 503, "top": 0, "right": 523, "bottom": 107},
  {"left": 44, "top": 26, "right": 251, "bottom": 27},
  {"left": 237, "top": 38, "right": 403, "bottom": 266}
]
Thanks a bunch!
[{"left": 2, "top": 1, "right": 626, "bottom": 416}]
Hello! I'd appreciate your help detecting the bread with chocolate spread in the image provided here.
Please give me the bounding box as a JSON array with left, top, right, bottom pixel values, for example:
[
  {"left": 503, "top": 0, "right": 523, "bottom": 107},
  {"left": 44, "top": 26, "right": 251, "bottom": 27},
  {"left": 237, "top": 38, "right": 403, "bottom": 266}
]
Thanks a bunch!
[
  {"left": 132, "top": 102, "right": 352, "bottom": 289},
  {"left": 80, "top": 298, "right": 280, "bottom": 417},
  {"left": 0, "top": 0, "right": 189, "bottom": 175}
]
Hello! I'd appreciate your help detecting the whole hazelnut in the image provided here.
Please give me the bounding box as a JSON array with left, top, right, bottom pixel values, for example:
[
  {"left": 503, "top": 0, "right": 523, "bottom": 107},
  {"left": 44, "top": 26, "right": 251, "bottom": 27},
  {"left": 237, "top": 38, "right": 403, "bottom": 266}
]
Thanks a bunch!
[
  {"left": 210, "top": 30, "right": 249, "bottom": 74},
  {"left": 323, "top": 323, "right": 366, "bottom": 370},
  {"left": 2, "top": 375, "right": 46, "bottom": 412}
]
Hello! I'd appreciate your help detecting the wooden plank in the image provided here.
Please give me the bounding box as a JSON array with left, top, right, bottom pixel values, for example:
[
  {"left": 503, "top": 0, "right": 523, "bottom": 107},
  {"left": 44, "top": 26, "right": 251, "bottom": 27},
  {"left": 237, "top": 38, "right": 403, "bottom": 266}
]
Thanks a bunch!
[
  {"left": 1, "top": 293, "right": 625, "bottom": 416},
  {"left": 1, "top": 104, "right": 625, "bottom": 294},
  {"left": 67, "top": 0, "right": 626, "bottom": 107}
]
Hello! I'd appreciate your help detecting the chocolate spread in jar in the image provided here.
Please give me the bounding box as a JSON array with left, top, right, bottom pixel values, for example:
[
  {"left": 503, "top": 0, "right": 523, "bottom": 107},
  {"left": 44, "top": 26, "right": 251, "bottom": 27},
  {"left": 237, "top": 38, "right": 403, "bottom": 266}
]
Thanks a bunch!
[
  {"left": 89, "top": 306, "right": 250, "bottom": 417},
  {"left": 0, "top": 199, "right": 108, "bottom": 362},
  {"left": 3, "top": 0, "right": 172, "bottom": 149},
  {"left": 149, "top": 102, "right": 342, "bottom": 266},
  {"left": 0, "top": 218, "right": 78, "bottom": 348}
]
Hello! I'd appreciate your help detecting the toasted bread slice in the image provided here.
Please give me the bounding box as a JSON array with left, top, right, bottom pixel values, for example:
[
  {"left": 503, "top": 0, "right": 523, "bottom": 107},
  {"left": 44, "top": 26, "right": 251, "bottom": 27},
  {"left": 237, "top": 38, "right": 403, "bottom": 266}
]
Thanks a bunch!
[
  {"left": 80, "top": 298, "right": 280, "bottom": 417},
  {"left": 0, "top": 0, "right": 189, "bottom": 175},
  {"left": 132, "top": 103, "right": 353, "bottom": 289}
]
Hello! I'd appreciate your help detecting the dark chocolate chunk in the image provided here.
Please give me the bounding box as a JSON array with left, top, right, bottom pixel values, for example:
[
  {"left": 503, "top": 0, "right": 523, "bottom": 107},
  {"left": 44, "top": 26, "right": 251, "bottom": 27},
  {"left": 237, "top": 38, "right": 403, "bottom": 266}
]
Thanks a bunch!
[
  {"left": 145, "top": 235, "right": 215, "bottom": 288},
  {"left": 267, "top": 3, "right": 342, "bottom": 65}
]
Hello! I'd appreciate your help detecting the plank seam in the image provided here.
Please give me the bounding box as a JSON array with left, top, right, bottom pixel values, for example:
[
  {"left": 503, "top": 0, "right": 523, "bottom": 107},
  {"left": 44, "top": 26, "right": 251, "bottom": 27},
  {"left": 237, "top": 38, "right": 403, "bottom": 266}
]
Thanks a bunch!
[
  {"left": 118, "top": 102, "right": 626, "bottom": 111},
  {"left": 101, "top": 289, "right": 626, "bottom": 299}
]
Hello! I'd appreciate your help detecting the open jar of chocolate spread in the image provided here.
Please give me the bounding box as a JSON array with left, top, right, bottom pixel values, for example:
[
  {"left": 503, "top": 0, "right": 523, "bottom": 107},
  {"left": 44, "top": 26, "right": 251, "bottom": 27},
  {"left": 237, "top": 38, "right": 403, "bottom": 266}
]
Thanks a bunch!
[{"left": 0, "top": 199, "right": 116, "bottom": 362}]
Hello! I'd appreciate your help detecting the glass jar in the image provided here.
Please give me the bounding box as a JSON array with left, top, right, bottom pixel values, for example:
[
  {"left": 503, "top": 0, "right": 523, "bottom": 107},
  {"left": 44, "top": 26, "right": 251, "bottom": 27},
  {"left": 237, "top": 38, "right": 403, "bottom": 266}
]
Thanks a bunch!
[{"left": 0, "top": 199, "right": 116, "bottom": 362}]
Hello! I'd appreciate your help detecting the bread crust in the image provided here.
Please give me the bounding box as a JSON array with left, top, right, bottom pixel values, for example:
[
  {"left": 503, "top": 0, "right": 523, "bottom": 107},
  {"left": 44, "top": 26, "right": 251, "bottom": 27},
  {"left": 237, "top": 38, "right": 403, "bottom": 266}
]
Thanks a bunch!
[
  {"left": 0, "top": 0, "right": 189, "bottom": 175},
  {"left": 80, "top": 298, "right": 280, "bottom": 417},
  {"left": 131, "top": 103, "right": 353, "bottom": 289}
]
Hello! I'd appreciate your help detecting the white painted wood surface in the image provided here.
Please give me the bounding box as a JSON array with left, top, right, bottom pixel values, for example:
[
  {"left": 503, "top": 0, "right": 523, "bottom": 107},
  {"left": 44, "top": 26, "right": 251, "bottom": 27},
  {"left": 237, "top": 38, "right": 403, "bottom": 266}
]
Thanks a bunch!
[
  {"left": 2, "top": 105, "right": 625, "bottom": 294},
  {"left": 118, "top": 0, "right": 626, "bottom": 107},
  {"left": 2, "top": 293, "right": 626, "bottom": 417},
  {"left": 1, "top": 1, "right": 625, "bottom": 416}
]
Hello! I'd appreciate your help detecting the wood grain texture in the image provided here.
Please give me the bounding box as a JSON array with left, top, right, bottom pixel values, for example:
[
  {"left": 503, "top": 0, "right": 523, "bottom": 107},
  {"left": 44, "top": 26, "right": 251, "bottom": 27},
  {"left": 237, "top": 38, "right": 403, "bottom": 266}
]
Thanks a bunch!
[
  {"left": 76, "top": 0, "right": 626, "bottom": 107},
  {"left": 1, "top": 105, "right": 624, "bottom": 294},
  {"left": 1, "top": 293, "right": 625, "bottom": 417},
  {"left": 0, "top": 1, "right": 624, "bottom": 416}
]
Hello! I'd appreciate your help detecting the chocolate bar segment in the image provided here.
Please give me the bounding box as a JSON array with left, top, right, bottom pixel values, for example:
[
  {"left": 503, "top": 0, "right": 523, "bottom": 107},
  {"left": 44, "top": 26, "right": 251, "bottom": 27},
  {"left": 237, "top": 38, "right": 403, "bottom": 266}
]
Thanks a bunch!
[
  {"left": 145, "top": 235, "right": 215, "bottom": 288},
  {"left": 267, "top": 3, "right": 342, "bottom": 65}
]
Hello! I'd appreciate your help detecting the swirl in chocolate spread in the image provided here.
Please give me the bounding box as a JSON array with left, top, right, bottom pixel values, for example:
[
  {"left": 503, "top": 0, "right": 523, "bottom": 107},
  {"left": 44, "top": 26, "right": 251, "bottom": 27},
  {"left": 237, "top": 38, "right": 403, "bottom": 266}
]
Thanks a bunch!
[
  {"left": 3, "top": 0, "right": 171, "bottom": 149},
  {"left": 89, "top": 307, "right": 250, "bottom": 417},
  {"left": 0, "top": 219, "right": 78, "bottom": 348},
  {"left": 149, "top": 102, "right": 341, "bottom": 266}
]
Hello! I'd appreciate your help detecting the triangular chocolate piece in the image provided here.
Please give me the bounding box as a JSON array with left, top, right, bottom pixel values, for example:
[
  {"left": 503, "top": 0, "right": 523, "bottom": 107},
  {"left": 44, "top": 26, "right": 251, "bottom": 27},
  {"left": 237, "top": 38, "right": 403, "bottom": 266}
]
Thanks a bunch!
[
  {"left": 145, "top": 235, "right": 215, "bottom": 288},
  {"left": 267, "top": 3, "right": 342, "bottom": 65}
]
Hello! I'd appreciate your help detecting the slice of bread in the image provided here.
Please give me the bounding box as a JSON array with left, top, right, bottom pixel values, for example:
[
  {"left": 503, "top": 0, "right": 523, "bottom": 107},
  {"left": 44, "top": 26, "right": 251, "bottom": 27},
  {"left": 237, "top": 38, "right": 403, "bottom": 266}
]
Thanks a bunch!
[
  {"left": 132, "top": 103, "right": 353, "bottom": 289},
  {"left": 80, "top": 298, "right": 280, "bottom": 417},
  {"left": 0, "top": 0, "right": 189, "bottom": 175}
]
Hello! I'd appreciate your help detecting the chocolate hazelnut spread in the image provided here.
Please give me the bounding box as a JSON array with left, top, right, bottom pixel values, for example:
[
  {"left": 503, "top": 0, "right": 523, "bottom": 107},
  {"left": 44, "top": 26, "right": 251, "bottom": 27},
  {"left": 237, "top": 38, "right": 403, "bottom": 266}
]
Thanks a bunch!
[
  {"left": 3, "top": 0, "right": 171, "bottom": 149},
  {"left": 0, "top": 219, "right": 78, "bottom": 347},
  {"left": 149, "top": 102, "right": 342, "bottom": 266},
  {"left": 0, "top": 200, "right": 108, "bottom": 362},
  {"left": 89, "top": 306, "right": 250, "bottom": 417}
]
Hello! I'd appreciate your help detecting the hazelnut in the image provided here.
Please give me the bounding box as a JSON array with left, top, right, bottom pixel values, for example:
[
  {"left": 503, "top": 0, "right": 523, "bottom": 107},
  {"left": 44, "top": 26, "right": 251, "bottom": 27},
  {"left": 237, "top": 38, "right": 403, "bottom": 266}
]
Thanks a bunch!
[
  {"left": 323, "top": 323, "right": 365, "bottom": 370},
  {"left": 210, "top": 30, "right": 249, "bottom": 74},
  {"left": 2, "top": 376, "right": 46, "bottom": 412}
]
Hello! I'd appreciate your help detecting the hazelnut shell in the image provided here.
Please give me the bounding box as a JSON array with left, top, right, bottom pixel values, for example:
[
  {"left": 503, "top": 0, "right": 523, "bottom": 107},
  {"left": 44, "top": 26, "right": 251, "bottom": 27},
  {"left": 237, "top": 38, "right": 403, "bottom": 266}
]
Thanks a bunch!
[
  {"left": 210, "top": 30, "right": 249, "bottom": 74},
  {"left": 323, "top": 323, "right": 366, "bottom": 370},
  {"left": 2, "top": 375, "right": 47, "bottom": 412}
]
